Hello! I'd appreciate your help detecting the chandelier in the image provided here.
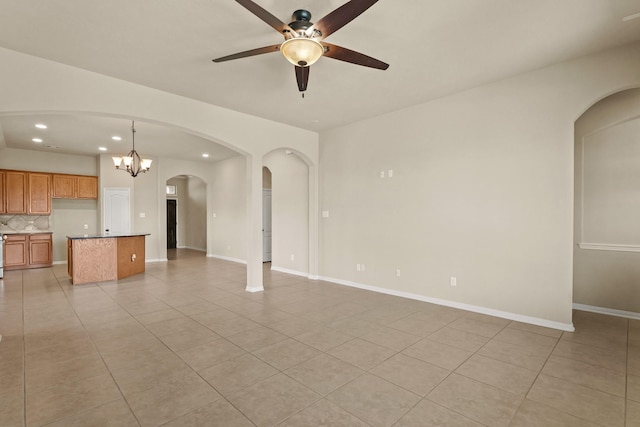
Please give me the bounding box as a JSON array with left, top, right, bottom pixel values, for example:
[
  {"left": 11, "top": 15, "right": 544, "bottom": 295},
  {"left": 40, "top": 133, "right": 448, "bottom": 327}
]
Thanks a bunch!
[{"left": 112, "top": 120, "right": 152, "bottom": 177}]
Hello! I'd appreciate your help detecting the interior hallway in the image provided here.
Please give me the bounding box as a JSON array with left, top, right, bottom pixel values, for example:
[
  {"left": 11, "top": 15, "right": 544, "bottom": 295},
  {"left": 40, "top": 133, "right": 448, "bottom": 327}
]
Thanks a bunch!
[{"left": 0, "top": 249, "right": 638, "bottom": 426}]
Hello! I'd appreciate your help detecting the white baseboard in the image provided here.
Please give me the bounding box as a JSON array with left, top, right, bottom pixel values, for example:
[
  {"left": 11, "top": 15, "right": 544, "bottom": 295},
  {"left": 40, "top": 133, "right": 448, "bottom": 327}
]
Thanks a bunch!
[
  {"left": 53, "top": 260, "right": 67, "bottom": 265},
  {"left": 317, "top": 275, "right": 575, "bottom": 332},
  {"left": 177, "top": 246, "right": 206, "bottom": 252},
  {"left": 207, "top": 254, "right": 247, "bottom": 264},
  {"left": 573, "top": 303, "right": 640, "bottom": 320},
  {"left": 270, "top": 266, "right": 309, "bottom": 278}
]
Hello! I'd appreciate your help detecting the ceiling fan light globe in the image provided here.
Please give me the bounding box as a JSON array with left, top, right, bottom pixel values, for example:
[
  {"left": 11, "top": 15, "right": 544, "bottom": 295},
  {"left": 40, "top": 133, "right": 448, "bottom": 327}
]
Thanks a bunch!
[{"left": 281, "top": 38, "right": 323, "bottom": 67}]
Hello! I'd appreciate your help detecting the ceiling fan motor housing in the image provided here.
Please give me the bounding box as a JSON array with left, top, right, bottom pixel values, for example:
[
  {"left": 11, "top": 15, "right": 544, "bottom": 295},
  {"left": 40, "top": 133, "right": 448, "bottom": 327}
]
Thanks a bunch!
[{"left": 288, "top": 9, "right": 315, "bottom": 35}]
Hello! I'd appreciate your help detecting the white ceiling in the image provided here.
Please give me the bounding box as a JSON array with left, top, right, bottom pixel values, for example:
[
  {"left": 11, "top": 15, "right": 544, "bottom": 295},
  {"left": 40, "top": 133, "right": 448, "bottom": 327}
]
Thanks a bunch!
[{"left": 0, "top": 0, "right": 639, "bottom": 160}]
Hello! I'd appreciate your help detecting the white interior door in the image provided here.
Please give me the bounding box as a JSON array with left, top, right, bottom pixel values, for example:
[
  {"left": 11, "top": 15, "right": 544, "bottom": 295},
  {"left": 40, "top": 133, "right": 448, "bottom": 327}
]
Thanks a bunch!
[
  {"left": 104, "top": 188, "right": 130, "bottom": 234},
  {"left": 263, "top": 189, "right": 272, "bottom": 262}
]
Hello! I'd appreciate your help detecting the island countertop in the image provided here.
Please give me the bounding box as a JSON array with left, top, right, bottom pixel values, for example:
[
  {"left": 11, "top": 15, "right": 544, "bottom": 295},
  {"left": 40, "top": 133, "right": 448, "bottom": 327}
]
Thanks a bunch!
[{"left": 67, "top": 233, "right": 150, "bottom": 240}]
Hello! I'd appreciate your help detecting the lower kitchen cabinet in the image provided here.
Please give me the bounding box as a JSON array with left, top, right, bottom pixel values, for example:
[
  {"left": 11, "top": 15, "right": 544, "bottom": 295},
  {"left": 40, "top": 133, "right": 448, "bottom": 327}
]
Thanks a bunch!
[{"left": 4, "top": 233, "right": 52, "bottom": 270}]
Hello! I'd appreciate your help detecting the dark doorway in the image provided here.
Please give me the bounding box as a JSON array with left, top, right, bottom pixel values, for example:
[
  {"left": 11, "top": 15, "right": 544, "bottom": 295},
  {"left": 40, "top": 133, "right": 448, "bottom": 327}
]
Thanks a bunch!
[{"left": 167, "top": 199, "right": 177, "bottom": 249}]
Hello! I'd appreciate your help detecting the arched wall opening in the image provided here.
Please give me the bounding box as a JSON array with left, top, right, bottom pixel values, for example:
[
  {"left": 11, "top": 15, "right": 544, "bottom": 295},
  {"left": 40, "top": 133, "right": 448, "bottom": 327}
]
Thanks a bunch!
[
  {"left": 166, "top": 175, "right": 207, "bottom": 256},
  {"left": 573, "top": 88, "right": 640, "bottom": 316},
  {"left": 263, "top": 148, "right": 311, "bottom": 277}
]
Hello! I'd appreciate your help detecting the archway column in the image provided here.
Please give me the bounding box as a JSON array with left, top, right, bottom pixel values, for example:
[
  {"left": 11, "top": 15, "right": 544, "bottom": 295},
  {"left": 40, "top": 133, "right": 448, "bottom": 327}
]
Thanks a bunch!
[{"left": 246, "top": 154, "right": 264, "bottom": 292}]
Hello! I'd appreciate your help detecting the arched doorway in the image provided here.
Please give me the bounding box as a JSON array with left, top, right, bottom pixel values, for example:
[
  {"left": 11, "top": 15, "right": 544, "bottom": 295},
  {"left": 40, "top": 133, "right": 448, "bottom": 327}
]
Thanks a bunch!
[
  {"left": 263, "top": 149, "right": 310, "bottom": 277},
  {"left": 166, "top": 174, "right": 207, "bottom": 259},
  {"left": 573, "top": 88, "right": 640, "bottom": 316}
]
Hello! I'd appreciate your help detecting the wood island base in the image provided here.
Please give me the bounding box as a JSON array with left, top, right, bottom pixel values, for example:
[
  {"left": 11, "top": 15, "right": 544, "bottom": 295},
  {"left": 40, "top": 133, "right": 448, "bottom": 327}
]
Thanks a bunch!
[{"left": 67, "top": 234, "right": 148, "bottom": 285}]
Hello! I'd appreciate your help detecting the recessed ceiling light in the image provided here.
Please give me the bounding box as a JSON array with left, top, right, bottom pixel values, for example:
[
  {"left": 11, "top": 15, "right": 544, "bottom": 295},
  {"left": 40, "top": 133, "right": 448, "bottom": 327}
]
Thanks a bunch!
[
  {"left": 32, "top": 138, "right": 43, "bottom": 143},
  {"left": 98, "top": 147, "right": 107, "bottom": 151},
  {"left": 202, "top": 153, "right": 209, "bottom": 158},
  {"left": 35, "top": 123, "right": 47, "bottom": 129},
  {"left": 112, "top": 136, "right": 122, "bottom": 141},
  {"left": 45, "top": 144, "right": 61, "bottom": 149}
]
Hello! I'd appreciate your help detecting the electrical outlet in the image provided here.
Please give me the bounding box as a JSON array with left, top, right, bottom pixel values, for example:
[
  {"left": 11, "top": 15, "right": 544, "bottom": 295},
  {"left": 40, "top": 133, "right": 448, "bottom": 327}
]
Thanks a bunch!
[
  {"left": 290, "top": 254, "right": 295, "bottom": 261},
  {"left": 450, "top": 276, "right": 457, "bottom": 287},
  {"left": 379, "top": 170, "right": 385, "bottom": 178},
  {"left": 396, "top": 269, "right": 401, "bottom": 277},
  {"left": 388, "top": 169, "right": 394, "bottom": 178},
  {"left": 83, "top": 224, "right": 88, "bottom": 230},
  {"left": 356, "top": 264, "right": 361, "bottom": 271}
]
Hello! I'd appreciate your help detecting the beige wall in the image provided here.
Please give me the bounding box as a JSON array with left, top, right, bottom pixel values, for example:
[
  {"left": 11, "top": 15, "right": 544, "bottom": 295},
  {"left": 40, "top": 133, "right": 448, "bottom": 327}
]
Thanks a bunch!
[
  {"left": 262, "top": 167, "right": 272, "bottom": 189},
  {"left": 185, "top": 177, "right": 207, "bottom": 251},
  {"left": 319, "top": 43, "right": 640, "bottom": 329},
  {"left": 574, "top": 89, "right": 640, "bottom": 313},
  {"left": 209, "top": 156, "right": 247, "bottom": 262}
]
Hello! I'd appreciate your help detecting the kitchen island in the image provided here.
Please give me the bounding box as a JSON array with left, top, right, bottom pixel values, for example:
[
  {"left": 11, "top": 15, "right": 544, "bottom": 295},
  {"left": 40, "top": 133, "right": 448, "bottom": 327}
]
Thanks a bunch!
[{"left": 67, "top": 233, "right": 149, "bottom": 285}]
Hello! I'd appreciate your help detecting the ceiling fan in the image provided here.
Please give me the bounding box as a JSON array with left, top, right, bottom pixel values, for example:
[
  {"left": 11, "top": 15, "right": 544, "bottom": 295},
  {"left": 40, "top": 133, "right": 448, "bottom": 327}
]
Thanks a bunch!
[{"left": 212, "top": 0, "right": 389, "bottom": 93}]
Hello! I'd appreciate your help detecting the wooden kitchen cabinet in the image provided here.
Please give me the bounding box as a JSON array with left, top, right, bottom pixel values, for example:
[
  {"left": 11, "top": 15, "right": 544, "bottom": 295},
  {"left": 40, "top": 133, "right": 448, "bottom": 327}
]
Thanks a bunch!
[
  {"left": 28, "top": 172, "right": 51, "bottom": 215},
  {"left": 28, "top": 233, "right": 53, "bottom": 268},
  {"left": 52, "top": 174, "right": 75, "bottom": 198},
  {"left": 76, "top": 175, "right": 98, "bottom": 199},
  {"left": 5, "top": 170, "right": 27, "bottom": 214},
  {"left": 52, "top": 174, "right": 98, "bottom": 199},
  {"left": 4, "top": 234, "right": 28, "bottom": 269},
  {"left": 4, "top": 233, "right": 53, "bottom": 270},
  {"left": 1, "top": 170, "right": 51, "bottom": 214}
]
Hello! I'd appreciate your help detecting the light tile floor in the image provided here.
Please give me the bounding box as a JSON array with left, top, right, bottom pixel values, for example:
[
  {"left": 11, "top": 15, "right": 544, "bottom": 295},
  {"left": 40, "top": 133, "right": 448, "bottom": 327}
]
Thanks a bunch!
[{"left": 0, "top": 249, "right": 639, "bottom": 426}]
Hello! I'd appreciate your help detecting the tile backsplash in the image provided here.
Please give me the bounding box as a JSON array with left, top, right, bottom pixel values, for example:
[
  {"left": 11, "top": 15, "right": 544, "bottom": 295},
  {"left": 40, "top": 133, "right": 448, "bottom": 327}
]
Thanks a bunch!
[{"left": 0, "top": 215, "right": 50, "bottom": 233}]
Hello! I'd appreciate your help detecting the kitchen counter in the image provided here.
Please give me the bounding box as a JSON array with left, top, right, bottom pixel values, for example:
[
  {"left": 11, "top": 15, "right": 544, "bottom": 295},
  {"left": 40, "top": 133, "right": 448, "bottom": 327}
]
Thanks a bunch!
[
  {"left": 0, "top": 230, "right": 52, "bottom": 234},
  {"left": 67, "top": 234, "right": 149, "bottom": 285},
  {"left": 67, "top": 233, "right": 149, "bottom": 239}
]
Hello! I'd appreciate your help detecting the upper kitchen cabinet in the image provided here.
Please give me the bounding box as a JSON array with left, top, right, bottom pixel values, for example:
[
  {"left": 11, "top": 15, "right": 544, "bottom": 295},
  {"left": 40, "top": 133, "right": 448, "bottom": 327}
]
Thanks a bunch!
[
  {"left": 76, "top": 175, "right": 98, "bottom": 199},
  {"left": 5, "top": 170, "right": 27, "bottom": 214},
  {"left": 27, "top": 172, "right": 51, "bottom": 215},
  {"left": 52, "top": 174, "right": 98, "bottom": 200}
]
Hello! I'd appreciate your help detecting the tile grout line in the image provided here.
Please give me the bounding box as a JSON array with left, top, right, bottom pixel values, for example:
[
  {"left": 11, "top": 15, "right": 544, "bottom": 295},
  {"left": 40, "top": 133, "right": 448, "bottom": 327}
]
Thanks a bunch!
[
  {"left": 21, "top": 270, "right": 27, "bottom": 427},
  {"left": 54, "top": 273, "right": 144, "bottom": 427},
  {"left": 625, "top": 318, "right": 629, "bottom": 427}
]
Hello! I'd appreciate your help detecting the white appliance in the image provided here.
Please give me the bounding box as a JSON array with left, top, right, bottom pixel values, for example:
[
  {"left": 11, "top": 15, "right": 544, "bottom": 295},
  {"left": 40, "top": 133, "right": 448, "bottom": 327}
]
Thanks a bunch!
[{"left": 0, "top": 234, "right": 4, "bottom": 279}]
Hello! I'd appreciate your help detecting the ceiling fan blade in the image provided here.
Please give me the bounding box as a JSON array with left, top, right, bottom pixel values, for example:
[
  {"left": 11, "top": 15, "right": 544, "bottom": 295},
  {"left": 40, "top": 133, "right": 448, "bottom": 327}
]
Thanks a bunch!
[
  {"left": 322, "top": 43, "right": 389, "bottom": 70},
  {"left": 235, "top": 0, "right": 294, "bottom": 35},
  {"left": 295, "top": 66, "right": 309, "bottom": 92},
  {"left": 212, "top": 44, "right": 280, "bottom": 62},
  {"left": 311, "top": 0, "right": 379, "bottom": 38}
]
